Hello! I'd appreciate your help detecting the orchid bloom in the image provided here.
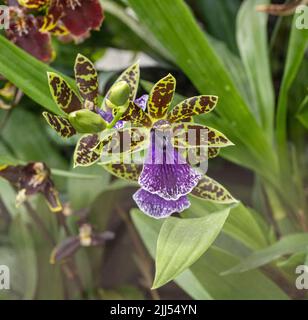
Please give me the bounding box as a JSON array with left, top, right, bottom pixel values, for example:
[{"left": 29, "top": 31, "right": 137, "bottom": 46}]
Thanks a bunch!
[
  {"left": 44, "top": 54, "right": 237, "bottom": 218},
  {"left": 0, "top": 162, "right": 62, "bottom": 212},
  {"left": 5, "top": 4, "right": 54, "bottom": 62},
  {"left": 101, "top": 73, "right": 236, "bottom": 218},
  {"left": 50, "top": 223, "right": 114, "bottom": 264},
  {"left": 18, "top": 0, "right": 104, "bottom": 38}
]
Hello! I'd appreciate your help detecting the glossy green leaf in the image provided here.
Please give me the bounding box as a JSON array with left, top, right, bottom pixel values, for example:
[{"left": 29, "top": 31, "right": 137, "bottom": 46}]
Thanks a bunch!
[
  {"left": 131, "top": 209, "right": 289, "bottom": 299},
  {"left": 276, "top": 12, "right": 308, "bottom": 157},
  {"left": 10, "top": 216, "right": 38, "bottom": 299},
  {"left": 0, "top": 35, "right": 75, "bottom": 115},
  {"left": 196, "top": 0, "right": 240, "bottom": 54},
  {"left": 67, "top": 165, "right": 110, "bottom": 210},
  {"left": 236, "top": 0, "right": 274, "bottom": 136},
  {"left": 223, "top": 233, "right": 308, "bottom": 275},
  {"left": 152, "top": 209, "right": 230, "bottom": 288},
  {"left": 186, "top": 200, "right": 268, "bottom": 250},
  {"left": 0, "top": 109, "right": 66, "bottom": 169},
  {"left": 297, "top": 95, "right": 308, "bottom": 129}
]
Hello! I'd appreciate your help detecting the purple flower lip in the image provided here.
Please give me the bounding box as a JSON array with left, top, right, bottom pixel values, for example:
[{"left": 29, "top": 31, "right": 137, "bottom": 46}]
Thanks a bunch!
[
  {"left": 138, "top": 131, "right": 202, "bottom": 200},
  {"left": 133, "top": 188, "right": 190, "bottom": 219}
]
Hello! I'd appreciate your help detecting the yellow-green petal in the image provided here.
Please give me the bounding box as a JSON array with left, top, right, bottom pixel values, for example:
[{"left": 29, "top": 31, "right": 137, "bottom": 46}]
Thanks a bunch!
[
  {"left": 74, "top": 54, "right": 99, "bottom": 105},
  {"left": 148, "top": 74, "right": 176, "bottom": 120},
  {"left": 47, "top": 72, "right": 82, "bottom": 114},
  {"left": 167, "top": 95, "right": 218, "bottom": 123},
  {"left": 43, "top": 112, "right": 76, "bottom": 138}
]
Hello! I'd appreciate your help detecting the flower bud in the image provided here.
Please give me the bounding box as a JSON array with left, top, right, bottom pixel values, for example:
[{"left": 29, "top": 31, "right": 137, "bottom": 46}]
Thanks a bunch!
[
  {"left": 68, "top": 109, "right": 106, "bottom": 133},
  {"left": 107, "top": 81, "right": 130, "bottom": 108}
]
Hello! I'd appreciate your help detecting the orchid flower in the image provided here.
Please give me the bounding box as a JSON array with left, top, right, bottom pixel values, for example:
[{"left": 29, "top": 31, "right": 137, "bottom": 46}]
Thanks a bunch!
[
  {"left": 0, "top": 162, "right": 62, "bottom": 212},
  {"left": 18, "top": 0, "right": 104, "bottom": 38}
]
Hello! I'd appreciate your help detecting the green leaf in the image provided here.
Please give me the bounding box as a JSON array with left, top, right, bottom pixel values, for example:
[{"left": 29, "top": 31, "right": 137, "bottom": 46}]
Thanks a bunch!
[
  {"left": 0, "top": 35, "right": 75, "bottom": 114},
  {"left": 1, "top": 109, "right": 67, "bottom": 170},
  {"left": 10, "top": 215, "right": 38, "bottom": 299},
  {"left": 67, "top": 165, "right": 110, "bottom": 210},
  {"left": 131, "top": 209, "right": 289, "bottom": 299},
  {"left": 223, "top": 233, "right": 308, "bottom": 275},
  {"left": 296, "top": 94, "right": 308, "bottom": 129},
  {"left": 101, "top": 0, "right": 172, "bottom": 60},
  {"left": 152, "top": 209, "right": 230, "bottom": 289},
  {"left": 236, "top": 0, "right": 275, "bottom": 136},
  {"left": 127, "top": 0, "right": 277, "bottom": 182},
  {"left": 276, "top": 12, "right": 308, "bottom": 157},
  {"left": 196, "top": 0, "right": 240, "bottom": 54},
  {"left": 185, "top": 200, "right": 268, "bottom": 250}
]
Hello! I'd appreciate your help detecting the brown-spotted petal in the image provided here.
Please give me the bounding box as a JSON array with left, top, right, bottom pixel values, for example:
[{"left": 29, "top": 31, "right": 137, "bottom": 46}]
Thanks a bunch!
[
  {"left": 103, "top": 162, "right": 142, "bottom": 182},
  {"left": 47, "top": 72, "right": 82, "bottom": 114},
  {"left": 73, "top": 134, "right": 102, "bottom": 167},
  {"left": 74, "top": 54, "right": 99, "bottom": 105},
  {"left": 191, "top": 175, "right": 238, "bottom": 203},
  {"left": 43, "top": 112, "right": 76, "bottom": 138},
  {"left": 167, "top": 95, "right": 218, "bottom": 123},
  {"left": 116, "top": 101, "right": 152, "bottom": 127},
  {"left": 148, "top": 74, "right": 176, "bottom": 120},
  {"left": 100, "top": 127, "right": 149, "bottom": 161},
  {"left": 171, "top": 123, "right": 233, "bottom": 148}
]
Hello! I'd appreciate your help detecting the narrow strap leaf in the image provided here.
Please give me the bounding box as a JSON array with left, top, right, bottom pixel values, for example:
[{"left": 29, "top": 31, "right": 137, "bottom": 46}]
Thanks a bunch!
[
  {"left": 103, "top": 163, "right": 142, "bottom": 182},
  {"left": 74, "top": 54, "right": 99, "bottom": 105},
  {"left": 191, "top": 175, "right": 237, "bottom": 203},
  {"left": 74, "top": 134, "right": 102, "bottom": 167},
  {"left": 167, "top": 95, "right": 218, "bottom": 122},
  {"left": 172, "top": 123, "right": 233, "bottom": 148},
  {"left": 47, "top": 72, "right": 82, "bottom": 114},
  {"left": 43, "top": 112, "right": 76, "bottom": 138},
  {"left": 117, "top": 101, "right": 152, "bottom": 127},
  {"left": 148, "top": 74, "right": 176, "bottom": 120}
]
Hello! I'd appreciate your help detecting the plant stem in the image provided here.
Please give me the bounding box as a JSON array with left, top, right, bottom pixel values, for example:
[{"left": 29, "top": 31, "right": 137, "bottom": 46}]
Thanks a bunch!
[
  {"left": 24, "top": 201, "right": 55, "bottom": 245},
  {"left": 115, "top": 205, "right": 160, "bottom": 300},
  {"left": 23, "top": 201, "right": 85, "bottom": 298}
]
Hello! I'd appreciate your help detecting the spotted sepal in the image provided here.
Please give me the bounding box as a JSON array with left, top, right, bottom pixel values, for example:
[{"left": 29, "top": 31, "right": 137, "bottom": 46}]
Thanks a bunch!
[
  {"left": 208, "top": 147, "right": 220, "bottom": 159},
  {"left": 103, "top": 163, "right": 142, "bottom": 182},
  {"left": 191, "top": 175, "right": 238, "bottom": 203},
  {"left": 147, "top": 74, "right": 176, "bottom": 120},
  {"left": 178, "top": 146, "right": 219, "bottom": 168},
  {"left": 74, "top": 54, "right": 99, "bottom": 105},
  {"left": 116, "top": 101, "right": 152, "bottom": 127},
  {"left": 47, "top": 72, "right": 82, "bottom": 114},
  {"left": 43, "top": 112, "right": 76, "bottom": 138},
  {"left": 74, "top": 134, "right": 102, "bottom": 167},
  {"left": 104, "top": 62, "right": 140, "bottom": 108},
  {"left": 167, "top": 96, "right": 218, "bottom": 123},
  {"left": 171, "top": 123, "right": 233, "bottom": 148},
  {"left": 100, "top": 127, "right": 149, "bottom": 156}
]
